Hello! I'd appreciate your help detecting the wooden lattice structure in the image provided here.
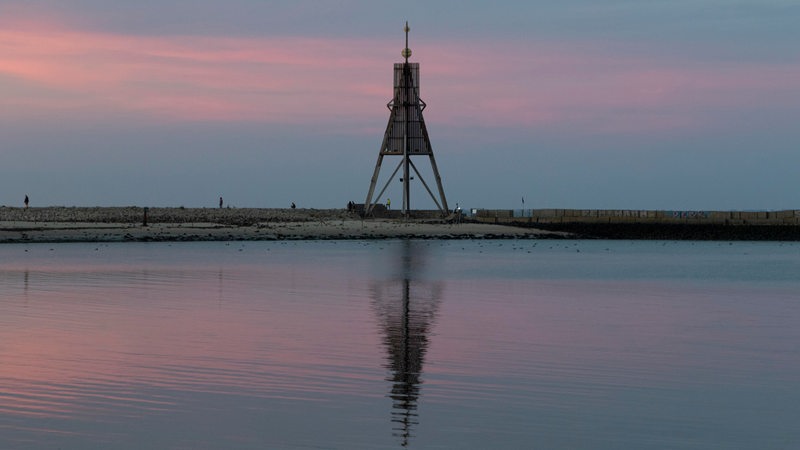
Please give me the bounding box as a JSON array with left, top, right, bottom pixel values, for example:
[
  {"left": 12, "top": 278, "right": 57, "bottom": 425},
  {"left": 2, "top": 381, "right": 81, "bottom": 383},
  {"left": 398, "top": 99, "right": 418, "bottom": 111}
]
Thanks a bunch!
[{"left": 364, "top": 22, "right": 449, "bottom": 217}]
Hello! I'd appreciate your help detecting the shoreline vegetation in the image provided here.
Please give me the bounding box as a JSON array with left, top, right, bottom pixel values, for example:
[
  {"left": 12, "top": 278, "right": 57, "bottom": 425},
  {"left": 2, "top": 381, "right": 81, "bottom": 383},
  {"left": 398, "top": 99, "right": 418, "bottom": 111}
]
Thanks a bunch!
[{"left": 2, "top": 207, "right": 799, "bottom": 243}]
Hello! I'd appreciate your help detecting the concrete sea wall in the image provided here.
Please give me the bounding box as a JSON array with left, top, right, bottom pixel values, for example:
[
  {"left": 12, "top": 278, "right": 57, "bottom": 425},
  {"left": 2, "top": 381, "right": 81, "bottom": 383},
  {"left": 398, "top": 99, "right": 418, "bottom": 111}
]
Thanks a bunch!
[
  {"left": 474, "top": 209, "right": 800, "bottom": 240},
  {"left": 475, "top": 209, "right": 800, "bottom": 226}
]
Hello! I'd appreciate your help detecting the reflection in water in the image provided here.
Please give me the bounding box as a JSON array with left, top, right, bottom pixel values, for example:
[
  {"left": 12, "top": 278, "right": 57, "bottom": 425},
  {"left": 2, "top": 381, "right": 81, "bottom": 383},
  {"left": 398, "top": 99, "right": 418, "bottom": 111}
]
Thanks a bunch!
[
  {"left": 2, "top": 241, "right": 800, "bottom": 448},
  {"left": 371, "top": 240, "right": 443, "bottom": 447},
  {"left": 23, "top": 269, "right": 29, "bottom": 304},
  {"left": 218, "top": 268, "right": 224, "bottom": 309}
]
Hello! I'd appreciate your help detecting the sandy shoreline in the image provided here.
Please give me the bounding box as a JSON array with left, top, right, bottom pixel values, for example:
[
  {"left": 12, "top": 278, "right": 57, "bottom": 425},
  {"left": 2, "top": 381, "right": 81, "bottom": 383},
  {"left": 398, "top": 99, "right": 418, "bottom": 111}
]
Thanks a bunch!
[{"left": 0, "top": 207, "right": 563, "bottom": 243}]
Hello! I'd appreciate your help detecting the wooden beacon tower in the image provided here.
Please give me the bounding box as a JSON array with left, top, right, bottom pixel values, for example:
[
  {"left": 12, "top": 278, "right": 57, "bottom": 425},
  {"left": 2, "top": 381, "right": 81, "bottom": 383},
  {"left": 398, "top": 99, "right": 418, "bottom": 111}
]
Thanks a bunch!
[{"left": 364, "top": 22, "right": 449, "bottom": 217}]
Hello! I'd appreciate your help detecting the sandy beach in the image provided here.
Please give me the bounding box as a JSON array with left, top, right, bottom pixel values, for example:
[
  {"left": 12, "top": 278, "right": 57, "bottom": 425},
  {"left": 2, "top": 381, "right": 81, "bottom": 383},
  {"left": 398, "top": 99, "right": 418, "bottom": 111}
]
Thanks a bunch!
[{"left": 0, "top": 207, "right": 563, "bottom": 243}]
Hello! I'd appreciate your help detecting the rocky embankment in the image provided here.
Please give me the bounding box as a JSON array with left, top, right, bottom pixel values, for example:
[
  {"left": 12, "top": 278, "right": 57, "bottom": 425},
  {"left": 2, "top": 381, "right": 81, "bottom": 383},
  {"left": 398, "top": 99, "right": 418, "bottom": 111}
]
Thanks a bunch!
[
  {"left": 0, "top": 206, "right": 351, "bottom": 225},
  {"left": 0, "top": 207, "right": 561, "bottom": 243}
]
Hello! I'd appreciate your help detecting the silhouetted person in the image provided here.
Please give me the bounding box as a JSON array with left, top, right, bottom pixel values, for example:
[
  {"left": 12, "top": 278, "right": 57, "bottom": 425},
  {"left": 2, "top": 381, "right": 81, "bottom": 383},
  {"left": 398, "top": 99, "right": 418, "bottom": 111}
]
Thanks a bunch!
[
  {"left": 291, "top": 202, "right": 296, "bottom": 209},
  {"left": 24, "top": 195, "right": 29, "bottom": 208},
  {"left": 219, "top": 196, "right": 223, "bottom": 208}
]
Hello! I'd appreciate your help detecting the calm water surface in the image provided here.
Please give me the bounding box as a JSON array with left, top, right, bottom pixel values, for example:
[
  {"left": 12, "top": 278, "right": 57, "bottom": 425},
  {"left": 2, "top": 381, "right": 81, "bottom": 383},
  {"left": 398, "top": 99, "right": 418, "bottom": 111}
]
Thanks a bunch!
[{"left": 1, "top": 240, "right": 798, "bottom": 449}]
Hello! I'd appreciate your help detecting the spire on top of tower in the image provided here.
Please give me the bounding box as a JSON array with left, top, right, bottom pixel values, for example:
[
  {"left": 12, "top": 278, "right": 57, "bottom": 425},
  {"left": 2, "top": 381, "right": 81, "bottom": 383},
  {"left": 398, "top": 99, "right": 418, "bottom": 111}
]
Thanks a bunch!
[{"left": 402, "top": 21, "right": 412, "bottom": 62}]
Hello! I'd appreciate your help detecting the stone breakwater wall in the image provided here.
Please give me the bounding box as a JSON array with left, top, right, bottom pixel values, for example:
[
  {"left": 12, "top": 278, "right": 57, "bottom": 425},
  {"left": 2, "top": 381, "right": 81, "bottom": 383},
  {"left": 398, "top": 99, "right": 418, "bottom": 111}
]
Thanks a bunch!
[
  {"left": 476, "top": 209, "right": 800, "bottom": 226},
  {"left": 473, "top": 209, "right": 800, "bottom": 240},
  {"left": 0, "top": 207, "right": 354, "bottom": 225}
]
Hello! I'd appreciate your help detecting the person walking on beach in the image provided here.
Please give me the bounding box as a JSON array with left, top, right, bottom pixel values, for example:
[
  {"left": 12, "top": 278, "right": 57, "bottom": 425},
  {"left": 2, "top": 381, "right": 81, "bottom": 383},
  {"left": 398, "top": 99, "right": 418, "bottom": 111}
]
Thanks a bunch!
[
  {"left": 24, "top": 195, "right": 29, "bottom": 208},
  {"left": 386, "top": 198, "right": 391, "bottom": 210},
  {"left": 219, "top": 196, "right": 223, "bottom": 209}
]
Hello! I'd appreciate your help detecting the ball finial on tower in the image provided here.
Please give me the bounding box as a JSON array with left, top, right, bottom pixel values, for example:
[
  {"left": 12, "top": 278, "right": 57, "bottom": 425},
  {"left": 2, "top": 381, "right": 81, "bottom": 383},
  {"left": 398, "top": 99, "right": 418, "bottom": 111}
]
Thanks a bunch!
[{"left": 402, "top": 21, "right": 411, "bottom": 62}]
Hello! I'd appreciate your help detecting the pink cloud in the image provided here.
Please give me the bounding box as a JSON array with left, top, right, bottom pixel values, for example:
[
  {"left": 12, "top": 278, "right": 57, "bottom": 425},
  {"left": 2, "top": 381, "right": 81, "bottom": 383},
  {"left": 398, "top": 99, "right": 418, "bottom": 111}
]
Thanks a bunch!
[
  {"left": 1, "top": 17, "right": 798, "bottom": 134},
  {"left": 0, "top": 21, "right": 390, "bottom": 124},
  {"left": 421, "top": 41, "right": 800, "bottom": 134}
]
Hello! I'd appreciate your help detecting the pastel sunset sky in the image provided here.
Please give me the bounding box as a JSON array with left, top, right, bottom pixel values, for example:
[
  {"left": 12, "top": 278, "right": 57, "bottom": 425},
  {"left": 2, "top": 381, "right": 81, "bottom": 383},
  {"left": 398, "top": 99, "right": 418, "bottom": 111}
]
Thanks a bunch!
[{"left": 1, "top": 1, "right": 798, "bottom": 209}]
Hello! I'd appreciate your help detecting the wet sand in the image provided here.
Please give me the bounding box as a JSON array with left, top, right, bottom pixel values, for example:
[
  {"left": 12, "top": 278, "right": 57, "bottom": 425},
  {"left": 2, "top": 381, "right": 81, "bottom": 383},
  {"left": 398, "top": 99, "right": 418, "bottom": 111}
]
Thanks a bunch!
[{"left": 0, "top": 207, "right": 563, "bottom": 243}]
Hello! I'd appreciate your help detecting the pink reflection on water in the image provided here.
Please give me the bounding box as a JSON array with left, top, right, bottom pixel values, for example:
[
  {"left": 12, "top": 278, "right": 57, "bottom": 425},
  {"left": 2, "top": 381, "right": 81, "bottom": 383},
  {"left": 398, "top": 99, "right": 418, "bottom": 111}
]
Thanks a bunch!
[
  {"left": 3, "top": 242, "right": 799, "bottom": 448},
  {"left": 428, "top": 278, "right": 800, "bottom": 394},
  {"left": 0, "top": 261, "right": 379, "bottom": 426}
]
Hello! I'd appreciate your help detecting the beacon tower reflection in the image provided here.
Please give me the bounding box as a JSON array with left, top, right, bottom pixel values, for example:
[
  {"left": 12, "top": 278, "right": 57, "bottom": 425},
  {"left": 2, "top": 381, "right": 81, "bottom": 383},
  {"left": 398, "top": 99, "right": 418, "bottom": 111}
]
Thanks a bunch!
[{"left": 371, "top": 240, "right": 442, "bottom": 446}]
